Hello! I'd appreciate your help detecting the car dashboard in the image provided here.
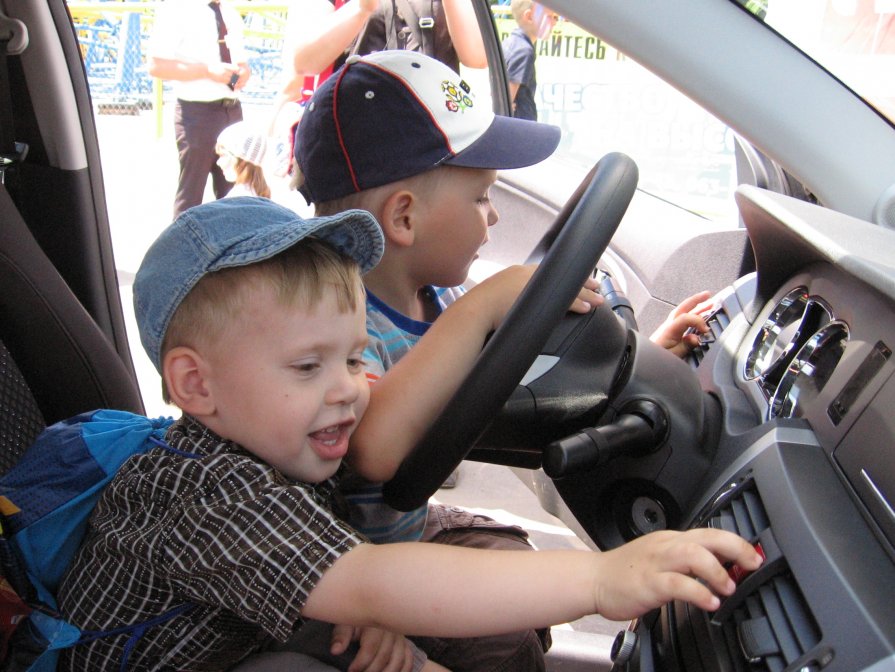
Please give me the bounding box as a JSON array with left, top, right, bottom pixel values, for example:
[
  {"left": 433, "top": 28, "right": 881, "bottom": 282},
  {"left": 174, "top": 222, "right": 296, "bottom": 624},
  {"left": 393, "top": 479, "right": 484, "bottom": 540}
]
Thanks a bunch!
[{"left": 617, "top": 186, "right": 895, "bottom": 671}]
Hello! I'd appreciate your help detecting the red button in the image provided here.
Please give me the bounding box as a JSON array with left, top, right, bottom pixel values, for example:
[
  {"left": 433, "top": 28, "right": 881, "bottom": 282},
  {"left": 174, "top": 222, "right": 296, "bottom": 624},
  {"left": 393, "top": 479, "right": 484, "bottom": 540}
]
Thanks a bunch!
[{"left": 728, "top": 542, "right": 765, "bottom": 584}]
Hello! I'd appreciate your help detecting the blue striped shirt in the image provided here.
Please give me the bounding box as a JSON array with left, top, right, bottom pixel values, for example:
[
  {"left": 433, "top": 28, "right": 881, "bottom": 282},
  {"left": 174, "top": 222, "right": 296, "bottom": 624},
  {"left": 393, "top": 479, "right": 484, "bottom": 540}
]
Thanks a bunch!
[{"left": 341, "top": 285, "right": 465, "bottom": 543}]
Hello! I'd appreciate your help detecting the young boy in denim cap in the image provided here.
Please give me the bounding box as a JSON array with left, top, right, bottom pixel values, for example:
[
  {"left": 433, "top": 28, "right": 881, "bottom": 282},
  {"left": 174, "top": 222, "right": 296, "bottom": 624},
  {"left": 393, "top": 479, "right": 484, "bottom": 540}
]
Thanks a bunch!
[
  {"left": 57, "top": 198, "right": 418, "bottom": 672},
  {"left": 55, "top": 197, "right": 760, "bottom": 672},
  {"left": 294, "top": 50, "right": 714, "bottom": 671}
]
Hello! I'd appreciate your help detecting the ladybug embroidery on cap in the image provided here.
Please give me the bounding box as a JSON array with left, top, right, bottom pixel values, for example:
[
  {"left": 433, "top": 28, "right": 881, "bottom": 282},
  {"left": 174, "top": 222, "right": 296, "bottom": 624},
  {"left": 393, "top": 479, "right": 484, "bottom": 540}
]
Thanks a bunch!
[{"left": 441, "top": 79, "right": 473, "bottom": 113}]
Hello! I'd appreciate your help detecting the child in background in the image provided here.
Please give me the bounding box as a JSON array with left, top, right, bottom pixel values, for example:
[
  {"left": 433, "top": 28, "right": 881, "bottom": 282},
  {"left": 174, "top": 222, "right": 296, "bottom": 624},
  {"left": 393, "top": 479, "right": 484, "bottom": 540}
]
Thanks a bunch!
[
  {"left": 216, "top": 121, "right": 271, "bottom": 199},
  {"left": 58, "top": 197, "right": 762, "bottom": 672},
  {"left": 502, "top": 0, "right": 556, "bottom": 121}
]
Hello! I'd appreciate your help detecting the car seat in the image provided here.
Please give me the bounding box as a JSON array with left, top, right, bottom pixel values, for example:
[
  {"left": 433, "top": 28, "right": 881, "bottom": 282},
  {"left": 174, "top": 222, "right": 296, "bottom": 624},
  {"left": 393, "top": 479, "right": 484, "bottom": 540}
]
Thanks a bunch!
[{"left": 0, "top": 184, "right": 144, "bottom": 474}]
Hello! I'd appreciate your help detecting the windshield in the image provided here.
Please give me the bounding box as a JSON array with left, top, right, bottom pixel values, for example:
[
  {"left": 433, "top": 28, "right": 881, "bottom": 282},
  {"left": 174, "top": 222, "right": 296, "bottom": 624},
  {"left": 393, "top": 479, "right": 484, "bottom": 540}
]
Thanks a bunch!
[
  {"left": 741, "top": 0, "right": 895, "bottom": 124},
  {"left": 489, "top": 3, "right": 740, "bottom": 222}
]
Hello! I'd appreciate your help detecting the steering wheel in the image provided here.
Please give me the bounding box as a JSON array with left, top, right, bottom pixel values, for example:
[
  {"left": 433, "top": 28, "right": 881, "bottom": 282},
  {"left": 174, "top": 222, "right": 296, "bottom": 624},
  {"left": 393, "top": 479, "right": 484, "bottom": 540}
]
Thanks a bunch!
[{"left": 383, "top": 153, "right": 639, "bottom": 511}]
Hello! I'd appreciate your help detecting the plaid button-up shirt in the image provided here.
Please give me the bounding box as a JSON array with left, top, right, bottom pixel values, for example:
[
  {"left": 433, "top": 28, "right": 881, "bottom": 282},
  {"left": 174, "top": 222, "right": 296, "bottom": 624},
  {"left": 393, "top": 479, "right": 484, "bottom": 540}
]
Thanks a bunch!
[{"left": 59, "top": 415, "right": 364, "bottom": 671}]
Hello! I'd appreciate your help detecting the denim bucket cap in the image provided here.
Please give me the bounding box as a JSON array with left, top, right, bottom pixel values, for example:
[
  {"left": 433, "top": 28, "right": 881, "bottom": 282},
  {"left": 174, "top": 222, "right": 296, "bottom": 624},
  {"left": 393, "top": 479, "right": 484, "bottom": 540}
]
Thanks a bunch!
[{"left": 134, "top": 196, "right": 384, "bottom": 372}]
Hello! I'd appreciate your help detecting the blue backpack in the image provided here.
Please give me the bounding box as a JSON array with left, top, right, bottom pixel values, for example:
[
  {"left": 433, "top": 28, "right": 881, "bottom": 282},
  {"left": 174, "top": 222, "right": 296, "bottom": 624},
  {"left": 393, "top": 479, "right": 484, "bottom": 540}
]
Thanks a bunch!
[{"left": 0, "top": 409, "right": 193, "bottom": 672}]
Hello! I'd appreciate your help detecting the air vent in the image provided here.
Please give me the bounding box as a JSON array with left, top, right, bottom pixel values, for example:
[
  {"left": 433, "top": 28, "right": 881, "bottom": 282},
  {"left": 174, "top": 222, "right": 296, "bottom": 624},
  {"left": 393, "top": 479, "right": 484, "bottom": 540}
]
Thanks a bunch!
[
  {"left": 695, "top": 481, "right": 824, "bottom": 671},
  {"left": 743, "top": 289, "right": 837, "bottom": 404},
  {"left": 706, "top": 482, "right": 768, "bottom": 538},
  {"left": 768, "top": 320, "right": 849, "bottom": 420},
  {"left": 689, "top": 306, "right": 731, "bottom": 367},
  {"left": 720, "top": 573, "right": 822, "bottom": 671},
  {"left": 744, "top": 287, "right": 810, "bottom": 381}
]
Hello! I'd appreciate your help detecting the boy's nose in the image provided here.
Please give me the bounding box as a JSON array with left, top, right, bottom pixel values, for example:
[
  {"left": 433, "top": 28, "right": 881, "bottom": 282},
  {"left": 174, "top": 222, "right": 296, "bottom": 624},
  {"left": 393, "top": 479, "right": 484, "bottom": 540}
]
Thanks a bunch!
[
  {"left": 487, "top": 204, "right": 499, "bottom": 227},
  {"left": 326, "top": 368, "right": 362, "bottom": 406}
]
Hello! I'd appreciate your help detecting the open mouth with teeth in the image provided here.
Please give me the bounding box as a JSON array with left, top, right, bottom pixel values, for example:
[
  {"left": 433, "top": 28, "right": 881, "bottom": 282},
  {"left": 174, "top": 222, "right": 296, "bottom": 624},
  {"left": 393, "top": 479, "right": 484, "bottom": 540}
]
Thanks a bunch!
[{"left": 308, "top": 422, "right": 353, "bottom": 461}]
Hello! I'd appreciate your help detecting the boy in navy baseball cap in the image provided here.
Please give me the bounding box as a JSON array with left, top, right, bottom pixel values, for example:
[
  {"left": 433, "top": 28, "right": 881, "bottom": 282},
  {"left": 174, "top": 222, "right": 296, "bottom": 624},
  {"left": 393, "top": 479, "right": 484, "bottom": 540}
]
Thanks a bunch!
[
  {"left": 294, "top": 50, "right": 566, "bottom": 669},
  {"left": 292, "top": 50, "right": 716, "bottom": 671}
]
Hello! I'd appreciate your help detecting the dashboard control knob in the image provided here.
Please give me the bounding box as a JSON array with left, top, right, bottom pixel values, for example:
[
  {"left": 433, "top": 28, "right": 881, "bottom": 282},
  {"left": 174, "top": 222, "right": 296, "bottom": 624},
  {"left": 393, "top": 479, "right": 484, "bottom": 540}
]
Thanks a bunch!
[
  {"left": 610, "top": 629, "right": 637, "bottom": 665},
  {"left": 631, "top": 495, "right": 667, "bottom": 534}
]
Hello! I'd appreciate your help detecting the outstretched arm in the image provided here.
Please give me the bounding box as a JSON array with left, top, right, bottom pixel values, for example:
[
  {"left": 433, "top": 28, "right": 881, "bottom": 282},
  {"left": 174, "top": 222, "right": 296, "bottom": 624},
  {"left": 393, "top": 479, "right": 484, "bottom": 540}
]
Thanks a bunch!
[
  {"left": 273, "top": 0, "right": 375, "bottom": 131},
  {"left": 304, "top": 528, "right": 763, "bottom": 636},
  {"left": 148, "top": 56, "right": 241, "bottom": 85},
  {"left": 649, "top": 290, "right": 716, "bottom": 358},
  {"left": 442, "top": 0, "right": 488, "bottom": 68},
  {"left": 288, "top": 0, "right": 378, "bottom": 76},
  {"left": 349, "top": 265, "right": 601, "bottom": 482}
]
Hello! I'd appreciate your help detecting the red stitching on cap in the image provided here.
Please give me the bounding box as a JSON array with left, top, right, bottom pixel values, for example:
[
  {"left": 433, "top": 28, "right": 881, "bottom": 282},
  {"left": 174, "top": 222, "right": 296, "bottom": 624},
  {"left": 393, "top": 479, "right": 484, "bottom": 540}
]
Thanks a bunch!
[{"left": 332, "top": 65, "right": 361, "bottom": 193}]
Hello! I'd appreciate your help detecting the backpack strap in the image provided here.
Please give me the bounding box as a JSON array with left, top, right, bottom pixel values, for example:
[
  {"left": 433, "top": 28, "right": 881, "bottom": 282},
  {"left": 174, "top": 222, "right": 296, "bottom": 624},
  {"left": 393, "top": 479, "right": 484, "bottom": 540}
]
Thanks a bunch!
[
  {"left": 78, "top": 602, "right": 196, "bottom": 672},
  {"left": 382, "top": 0, "right": 401, "bottom": 51},
  {"left": 147, "top": 434, "right": 202, "bottom": 459},
  {"left": 392, "top": 0, "right": 435, "bottom": 55}
]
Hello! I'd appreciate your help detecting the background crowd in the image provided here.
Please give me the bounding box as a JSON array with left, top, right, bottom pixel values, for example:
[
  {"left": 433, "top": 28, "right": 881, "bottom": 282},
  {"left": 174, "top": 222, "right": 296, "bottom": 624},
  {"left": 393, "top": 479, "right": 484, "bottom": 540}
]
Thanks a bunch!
[{"left": 138, "top": 0, "right": 552, "bottom": 217}]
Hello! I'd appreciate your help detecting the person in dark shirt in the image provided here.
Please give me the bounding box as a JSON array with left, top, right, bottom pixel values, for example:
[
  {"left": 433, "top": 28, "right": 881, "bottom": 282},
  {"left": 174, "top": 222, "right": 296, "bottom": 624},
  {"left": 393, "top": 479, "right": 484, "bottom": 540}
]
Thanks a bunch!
[{"left": 501, "top": 0, "right": 556, "bottom": 121}]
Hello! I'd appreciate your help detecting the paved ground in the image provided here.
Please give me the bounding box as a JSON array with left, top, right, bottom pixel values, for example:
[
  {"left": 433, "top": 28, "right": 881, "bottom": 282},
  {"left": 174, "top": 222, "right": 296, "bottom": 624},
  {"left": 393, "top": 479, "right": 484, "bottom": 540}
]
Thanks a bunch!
[{"left": 97, "top": 104, "right": 627, "bottom": 646}]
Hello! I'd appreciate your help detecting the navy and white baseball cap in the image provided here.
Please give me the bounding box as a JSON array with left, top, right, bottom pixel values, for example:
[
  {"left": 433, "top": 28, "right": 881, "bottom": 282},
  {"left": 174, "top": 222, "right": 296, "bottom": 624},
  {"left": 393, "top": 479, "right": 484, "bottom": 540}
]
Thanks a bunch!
[
  {"left": 296, "top": 50, "right": 561, "bottom": 203},
  {"left": 134, "top": 197, "right": 384, "bottom": 372}
]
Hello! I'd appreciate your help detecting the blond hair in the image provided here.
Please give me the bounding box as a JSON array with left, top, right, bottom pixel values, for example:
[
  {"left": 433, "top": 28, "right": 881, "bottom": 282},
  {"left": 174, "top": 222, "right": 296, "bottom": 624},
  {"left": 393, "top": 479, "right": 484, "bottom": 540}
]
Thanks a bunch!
[
  {"left": 310, "top": 166, "right": 450, "bottom": 218},
  {"left": 510, "top": 0, "right": 534, "bottom": 23},
  {"left": 160, "top": 238, "right": 363, "bottom": 401}
]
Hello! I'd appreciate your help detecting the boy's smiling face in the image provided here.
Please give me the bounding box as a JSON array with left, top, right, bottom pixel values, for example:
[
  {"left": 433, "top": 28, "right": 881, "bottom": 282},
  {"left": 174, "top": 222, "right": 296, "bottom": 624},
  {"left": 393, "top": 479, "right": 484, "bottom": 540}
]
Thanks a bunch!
[{"left": 198, "top": 281, "right": 370, "bottom": 483}]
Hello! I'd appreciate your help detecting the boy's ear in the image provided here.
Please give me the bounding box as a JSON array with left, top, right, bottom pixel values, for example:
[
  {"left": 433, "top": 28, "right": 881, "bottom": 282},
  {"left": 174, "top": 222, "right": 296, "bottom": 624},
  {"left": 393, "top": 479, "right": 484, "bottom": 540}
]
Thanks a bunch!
[
  {"left": 523, "top": 6, "right": 536, "bottom": 25},
  {"left": 379, "top": 189, "right": 417, "bottom": 248},
  {"left": 163, "top": 346, "right": 216, "bottom": 417}
]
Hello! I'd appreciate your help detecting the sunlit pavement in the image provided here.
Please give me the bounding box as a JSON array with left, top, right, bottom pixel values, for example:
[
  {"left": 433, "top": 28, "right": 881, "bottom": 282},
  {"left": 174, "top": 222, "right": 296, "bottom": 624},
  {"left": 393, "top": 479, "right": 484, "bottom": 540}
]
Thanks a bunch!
[{"left": 98, "top": 105, "right": 627, "bottom": 644}]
